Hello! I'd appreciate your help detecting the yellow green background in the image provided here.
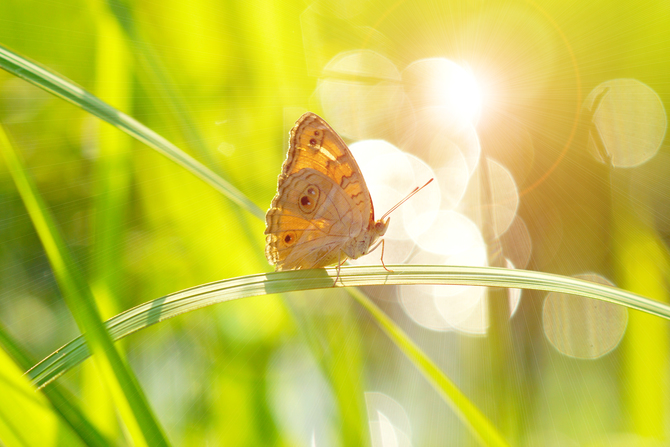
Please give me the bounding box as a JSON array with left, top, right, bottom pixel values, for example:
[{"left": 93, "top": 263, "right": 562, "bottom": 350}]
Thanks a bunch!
[{"left": 0, "top": 0, "right": 668, "bottom": 445}]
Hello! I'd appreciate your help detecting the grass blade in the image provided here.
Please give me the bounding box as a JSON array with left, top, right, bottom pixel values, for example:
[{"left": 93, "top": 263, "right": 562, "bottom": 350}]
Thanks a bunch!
[
  {"left": 0, "top": 343, "right": 87, "bottom": 446},
  {"left": 347, "top": 287, "right": 508, "bottom": 447},
  {"left": 4, "top": 38, "right": 666, "bottom": 447},
  {"left": 27, "top": 265, "right": 670, "bottom": 446},
  {"left": 0, "top": 322, "right": 113, "bottom": 447},
  {"left": 0, "top": 125, "right": 170, "bottom": 447},
  {"left": 615, "top": 215, "right": 670, "bottom": 437},
  {"left": 0, "top": 43, "right": 264, "bottom": 220}
]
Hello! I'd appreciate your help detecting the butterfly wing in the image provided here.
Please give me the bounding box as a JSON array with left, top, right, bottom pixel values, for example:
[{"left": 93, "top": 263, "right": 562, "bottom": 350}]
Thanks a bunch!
[
  {"left": 280, "top": 112, "right": 374, "bottom": 225},
  {"left": 265, "top": 168, "right": 365, "bottom": 270}
]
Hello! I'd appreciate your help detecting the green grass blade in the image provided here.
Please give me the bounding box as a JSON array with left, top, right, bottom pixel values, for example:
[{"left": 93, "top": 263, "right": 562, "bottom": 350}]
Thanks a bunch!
[
  {"left": 4, "top": 35, "right": 666, "bottom": 447},
  {"left": 283, "top": 297, "right": 369, "bottom": 446},
  {"left": 0, "top": 42, "right": 365, "bottom": 445},
  {"left": 98, "top": 0, "right": 266, "bottom": 259},
  {"left": 346, "top": 286, "right": 508, "bottom": 447},
  {"left": 0, "top": 343, "right": 87, "bottom": 446},
  {"left": 0, "top": 126, "right": 170, "bottom": 447},
  {"left": 28, "top": 265, "right": 669, "bottom": 446},
  {"left": 102, "top": 0, "right": 222, "bottom": 173},
  {"left": 614, "top": 215, "right": 670, "bottom": 437},
  {"left": 0, "top": 43, "right": 264, "bottom": 220},
  {"left": 0, "top": 322, "right": 113, "bottom": 447},
  {"left": 89, "top": 0, "right": 133, "bottom": 311},
  {"left": 83, "top": 3, "right": 135, "bottom": 438}
]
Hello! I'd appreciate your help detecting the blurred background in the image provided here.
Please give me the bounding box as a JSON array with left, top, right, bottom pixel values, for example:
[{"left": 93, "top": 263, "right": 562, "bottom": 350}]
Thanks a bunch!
[{"left": 0, "top": 0, "right": 669, "bottom": 445}]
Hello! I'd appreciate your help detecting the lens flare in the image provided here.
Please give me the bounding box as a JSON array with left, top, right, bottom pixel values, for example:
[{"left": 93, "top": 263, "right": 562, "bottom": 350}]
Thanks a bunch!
[
  {"left": 403, "top": 58, "right": 484, "bottom": 124},
  {"left": 436, "top": 66, "right": 483, "bottom": 122}
]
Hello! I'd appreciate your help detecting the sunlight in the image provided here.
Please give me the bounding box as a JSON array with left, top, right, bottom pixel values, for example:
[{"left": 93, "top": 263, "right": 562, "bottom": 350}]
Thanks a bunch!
[
  {"left": 543, "top": 273, "right": 628, "bottom": 359},
  {"left": 404, "top": 58, "right": 484, "bottom": 124},
  {"left": 434, "top": 65, "right": 483, "bottom": 122},
  {"left": 366, "top": 392, "right": 412, "bottom": 447}
]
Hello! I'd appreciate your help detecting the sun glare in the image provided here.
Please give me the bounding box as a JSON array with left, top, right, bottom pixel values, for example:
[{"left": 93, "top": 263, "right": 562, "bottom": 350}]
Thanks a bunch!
[
  {"left": 435, "top": 66, "right": 483, "bottom": 123},
  {"left": 404, "top": 58, "right": 484, "bottom": 124}
]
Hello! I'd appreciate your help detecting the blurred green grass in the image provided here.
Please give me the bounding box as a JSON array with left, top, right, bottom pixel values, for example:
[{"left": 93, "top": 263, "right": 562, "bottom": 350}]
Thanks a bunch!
[{"left": 0, "top": 0, "right": 669, "bottom": 446}]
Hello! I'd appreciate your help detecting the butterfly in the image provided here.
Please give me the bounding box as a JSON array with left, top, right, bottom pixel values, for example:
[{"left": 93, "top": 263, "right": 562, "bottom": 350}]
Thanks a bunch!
[{"left": 265, "top": 112, "right": 430, "bottom": 282}]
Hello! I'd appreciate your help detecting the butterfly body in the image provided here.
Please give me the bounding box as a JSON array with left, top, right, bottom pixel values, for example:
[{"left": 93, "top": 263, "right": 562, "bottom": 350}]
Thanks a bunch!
[{"left": 265, "top": 112, "right": 389, "bottom": 271}]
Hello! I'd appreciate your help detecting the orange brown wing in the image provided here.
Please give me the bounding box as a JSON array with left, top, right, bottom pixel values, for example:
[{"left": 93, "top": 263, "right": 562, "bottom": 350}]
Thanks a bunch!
[
  {"left": 265, "top": 168, "right": 365, "bottom": 270},
  {"left": 280, "top": 112, "right": 374, "bottom": 226}
]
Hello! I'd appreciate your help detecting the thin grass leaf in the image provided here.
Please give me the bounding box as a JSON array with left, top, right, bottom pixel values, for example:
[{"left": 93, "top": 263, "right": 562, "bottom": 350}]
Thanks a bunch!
[
  {"left": 89, "top": 0, "right": 133, "bottom": 310},
  {"left": 0, "top": 43, "right": 264, "bottom": 220},
  {"left": 95, "top": 0, "right": 266, "bottom": 259},
  {"left": 0, "top": 322, "right": 113, "bottom": 447},
  {"left": 0, "top": 126, "right": 170, "bottom": 447},
  {"left": 346, "top": 286, "right": 509, "bottom": 447},
  {"left": 614, "top": 215, "right": 670, "bottom": 436},
  {"left": 28, "top": 265, "right": 670, "bottom": 446},
  {"left": 79, "top": 4, "right": 137, "bottom": 438},
  {"left": 284, "top": 297, "right": 369, "bottom": 446},
  {"left": 3, "top": 36, "right": 665, "bottom": 447},
  {"left": 0, "top": 44, "right": 408, "bottom": 446},
  {"left": 101, "top": 0, "right": 221, "bottom": 173},
  {"left": 0, "top": 345, "right": 87, "bottom": 446}
]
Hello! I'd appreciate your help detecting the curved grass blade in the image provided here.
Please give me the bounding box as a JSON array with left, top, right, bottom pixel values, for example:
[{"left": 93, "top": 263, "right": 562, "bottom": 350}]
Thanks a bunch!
[
  {"left": 0, "top": 344, "right": 89, "bottom": 446},
  {"left": 102, "top": 0, "right": 221, "bottom": 172},
  {"left": 29, "top": 265, "right": 670, "bottom": 445},
  {"left": 0, "top": 126, "right": 170, "bottom": 447},
  {"left": 0, "top": 322, "right": 113, "bottom": 447},
  {"left": 0, "top": 43, "right": 264, "bottom": 220},
  {"left": 345, "top": 286, "right": 508, "bottom": 447},
  {"left": 3, "top": 37, "right": 665, "bottom": 447},
  {"left": 0, "top": 42, "right": 364, "bottom": 445},
  {"left": 95, "top": 0, "right": 266, "bottom": 257},
  {"left": 30, "top": 265, "right": 669, "bottom": 386}
]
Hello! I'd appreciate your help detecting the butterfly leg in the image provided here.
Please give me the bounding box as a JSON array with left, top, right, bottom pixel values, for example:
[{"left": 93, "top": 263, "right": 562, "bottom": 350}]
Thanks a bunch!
[
  {"left": 367, "top": 239, "right": 394, "bottom": 273},
  {"left": 379, "top": 239, "right": 393, "bottom": 273},
  {"left": 333, "top": 252, "right": 346, "bottom": 287}
]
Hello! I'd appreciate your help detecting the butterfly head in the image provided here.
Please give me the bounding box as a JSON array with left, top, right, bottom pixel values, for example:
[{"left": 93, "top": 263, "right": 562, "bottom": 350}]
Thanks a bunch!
[{"left": 373, "top": 217, "right": 390, "bottom": 238}]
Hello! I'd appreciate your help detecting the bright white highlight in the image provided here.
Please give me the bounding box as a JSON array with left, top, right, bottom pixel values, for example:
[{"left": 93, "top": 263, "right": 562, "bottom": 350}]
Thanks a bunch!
[
  {"left": 543, "top": 273, "right": 628, "bottom": 359},
  {"left": 436, "top": 66, "right": 483, "bottom": 122},
  {"left": 585, "top": 78, "right": 666, "bottom": 167},
  {"left": 403, "top": 58, "right": 484, "bottom": 124},
  {"left": 348, "top": 140, "right": 439, "bottom": 265},
  {"left": 366, "top": 392, "right": 413, "bottom": 447}
]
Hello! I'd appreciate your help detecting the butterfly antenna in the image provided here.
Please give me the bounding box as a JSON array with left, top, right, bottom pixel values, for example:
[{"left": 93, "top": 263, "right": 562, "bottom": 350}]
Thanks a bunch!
[{"left": 380, "top": 178, "right": 434, "bottom": 221}]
